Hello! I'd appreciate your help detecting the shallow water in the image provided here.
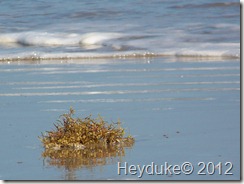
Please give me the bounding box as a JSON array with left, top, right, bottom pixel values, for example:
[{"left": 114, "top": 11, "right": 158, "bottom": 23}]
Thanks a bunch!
[{"left": 0, "top": 57, "right": 240, "bottom": 180}]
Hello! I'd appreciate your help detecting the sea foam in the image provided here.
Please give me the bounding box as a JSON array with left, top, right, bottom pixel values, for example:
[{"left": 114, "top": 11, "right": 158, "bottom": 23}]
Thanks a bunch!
[{"left": 0, "top": 31, "right": 240, "bottom": 61}]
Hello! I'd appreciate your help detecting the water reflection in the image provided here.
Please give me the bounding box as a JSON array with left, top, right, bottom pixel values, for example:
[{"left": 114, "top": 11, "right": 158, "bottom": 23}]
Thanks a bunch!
[{"left": 42, "top": 142, "right": 134, "bottom": 180}]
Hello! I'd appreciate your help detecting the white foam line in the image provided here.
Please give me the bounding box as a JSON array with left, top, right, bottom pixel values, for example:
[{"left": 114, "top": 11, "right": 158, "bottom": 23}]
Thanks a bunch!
[
  {"left": 0, "top": 66, "right": 239, "bottom": 74},
  {"left": 30, "top": 66, "right": 239, "bottom": 75},
  {"left": 0, "top": 67, "right": 63, "bottom": 73},
  {"left": 39, "top": 97, "right": 216, "bottom": 104},
  {"left": 12, "top": 81, "right": 240, "bottom": 90},
  {"left": 0, "top": 50, "right": 240, "bottom": 61},
  {"left": 180, "top": 74, "right": 240, "bottom": 78},
  {"left": 0, "top": 88, "right": 239, "bottom": 97},
  {"left": 0, "top": 73, "right": 239, "bottom": 86},
  {"left": 0, "top": 74, "right": 240, "bottom": 85},
  {"left": 40, "top": 109, "right": 66, "bottom": 112},
  {"left": 0, "top": 81, "right": 92, "bottom": 86}
]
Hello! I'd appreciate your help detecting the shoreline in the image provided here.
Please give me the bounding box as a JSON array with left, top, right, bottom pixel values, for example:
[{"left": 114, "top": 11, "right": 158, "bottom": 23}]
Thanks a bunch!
[{"left": 0, "top": 54, "right": 240, "bottom": 64}]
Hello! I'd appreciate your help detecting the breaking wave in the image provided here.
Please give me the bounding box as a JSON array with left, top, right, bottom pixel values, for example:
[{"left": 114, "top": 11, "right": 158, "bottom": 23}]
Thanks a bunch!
[{"left": 0, "top": 31, "right": 240, "bottom": 61}]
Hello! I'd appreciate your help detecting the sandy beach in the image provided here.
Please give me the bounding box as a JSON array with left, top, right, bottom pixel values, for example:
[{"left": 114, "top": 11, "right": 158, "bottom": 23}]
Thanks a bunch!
[{"left": 0, "top": 57, "right": 240, "bottom": 180}]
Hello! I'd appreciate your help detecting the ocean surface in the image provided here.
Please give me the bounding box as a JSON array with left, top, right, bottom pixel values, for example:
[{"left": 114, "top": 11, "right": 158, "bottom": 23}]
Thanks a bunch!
[
  {"left": 0, "top": 0, "right": 240, "bottom": 61},
  {"left": 0, "top": 0, "right": 240, "bottom": 181}
]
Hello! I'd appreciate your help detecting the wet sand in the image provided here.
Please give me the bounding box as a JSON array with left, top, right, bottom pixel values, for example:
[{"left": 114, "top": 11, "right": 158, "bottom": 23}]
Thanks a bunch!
[{"left": 0, "top": 57, "right": 240, "bottom": 180}]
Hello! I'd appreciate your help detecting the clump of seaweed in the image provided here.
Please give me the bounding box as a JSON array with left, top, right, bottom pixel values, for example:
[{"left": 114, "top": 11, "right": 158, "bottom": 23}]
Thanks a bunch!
[
  {"left": 40, "top": 107, "right": 134, "bottom": 150},
  {"left": 40, "top": 107, "right": 134, "bottom": 172}
]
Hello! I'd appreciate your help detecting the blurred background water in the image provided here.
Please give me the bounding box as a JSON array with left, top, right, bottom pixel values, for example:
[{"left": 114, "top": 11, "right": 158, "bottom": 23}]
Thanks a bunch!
[{"left": 0, "top": 0, "right": 240, "bottom": 60}]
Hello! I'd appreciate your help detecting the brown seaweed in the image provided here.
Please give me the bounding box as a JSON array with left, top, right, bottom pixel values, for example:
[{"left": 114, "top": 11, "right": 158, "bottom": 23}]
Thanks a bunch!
[{"left": 39, "top": 107, "right": 134, "bottom": 173}]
